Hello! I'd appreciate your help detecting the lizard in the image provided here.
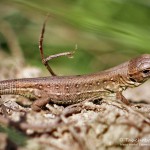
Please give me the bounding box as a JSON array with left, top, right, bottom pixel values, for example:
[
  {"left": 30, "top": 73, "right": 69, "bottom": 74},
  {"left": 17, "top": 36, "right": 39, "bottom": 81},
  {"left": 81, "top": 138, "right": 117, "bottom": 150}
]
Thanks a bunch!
[{"left": 0, "top": 19, "right": 150, "bottom": 111}]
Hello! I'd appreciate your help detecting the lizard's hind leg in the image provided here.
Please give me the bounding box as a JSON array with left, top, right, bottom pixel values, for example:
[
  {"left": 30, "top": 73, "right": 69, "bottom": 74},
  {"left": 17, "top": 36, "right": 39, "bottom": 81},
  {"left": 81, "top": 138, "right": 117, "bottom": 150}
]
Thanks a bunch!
[{"left": 39, "top": 16, "right": 77, "bottom": 76}]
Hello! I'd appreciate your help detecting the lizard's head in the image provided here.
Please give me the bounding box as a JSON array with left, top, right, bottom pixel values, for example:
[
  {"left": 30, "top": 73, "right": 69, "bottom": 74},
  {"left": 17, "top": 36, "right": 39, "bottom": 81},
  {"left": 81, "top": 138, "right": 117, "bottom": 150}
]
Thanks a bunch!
[{"left": 128, "top": 54, "right": 150, "bottom": 83}]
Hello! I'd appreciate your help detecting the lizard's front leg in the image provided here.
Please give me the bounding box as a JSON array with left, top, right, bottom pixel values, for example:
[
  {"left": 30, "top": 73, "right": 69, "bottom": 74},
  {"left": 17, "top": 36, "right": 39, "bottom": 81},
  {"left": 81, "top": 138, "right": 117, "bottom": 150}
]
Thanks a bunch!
[{"left": 116, "top": 91, "right": 130, "bottom": 105}]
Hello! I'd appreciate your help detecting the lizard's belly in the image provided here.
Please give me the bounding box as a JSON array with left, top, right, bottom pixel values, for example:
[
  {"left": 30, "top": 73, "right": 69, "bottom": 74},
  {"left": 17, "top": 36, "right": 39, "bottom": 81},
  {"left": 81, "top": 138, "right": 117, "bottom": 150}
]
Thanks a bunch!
[
  {"left": 45, "top": 78, "right": 120, "bottom": 104},
  {"left": 48, "top": 90, "right": 116, "bottom": 104}
]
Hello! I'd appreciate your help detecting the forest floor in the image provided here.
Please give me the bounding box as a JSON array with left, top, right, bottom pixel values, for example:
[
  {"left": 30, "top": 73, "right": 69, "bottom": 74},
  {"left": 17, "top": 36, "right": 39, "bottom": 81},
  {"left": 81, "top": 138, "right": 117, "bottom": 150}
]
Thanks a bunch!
[{"left": 0, "top": 55, "right": 150, "bottom": 150}]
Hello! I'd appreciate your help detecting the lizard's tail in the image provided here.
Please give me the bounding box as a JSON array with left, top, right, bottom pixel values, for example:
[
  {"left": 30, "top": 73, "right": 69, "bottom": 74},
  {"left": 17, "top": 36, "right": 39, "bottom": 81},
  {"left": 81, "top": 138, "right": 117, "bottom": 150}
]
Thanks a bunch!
[
  {"left": 0, "top": 79, "right": 19, "bottom": 95},
  {"left": 0, "top": 78, "right": 43, "bottom": 99}
]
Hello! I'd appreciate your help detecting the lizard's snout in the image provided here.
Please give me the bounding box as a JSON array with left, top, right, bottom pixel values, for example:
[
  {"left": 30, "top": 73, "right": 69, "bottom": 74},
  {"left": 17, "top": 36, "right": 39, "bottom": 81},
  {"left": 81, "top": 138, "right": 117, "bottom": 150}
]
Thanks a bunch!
[{"left": 128, "top": 54, "right": 150, "bottom": 83}]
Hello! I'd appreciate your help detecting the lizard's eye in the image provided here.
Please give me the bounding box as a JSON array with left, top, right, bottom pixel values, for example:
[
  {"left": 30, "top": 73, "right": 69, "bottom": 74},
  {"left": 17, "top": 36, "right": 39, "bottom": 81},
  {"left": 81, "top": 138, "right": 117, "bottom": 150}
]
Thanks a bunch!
[{"left": 142, "top": 69, "right": 150, "bottom": 74}]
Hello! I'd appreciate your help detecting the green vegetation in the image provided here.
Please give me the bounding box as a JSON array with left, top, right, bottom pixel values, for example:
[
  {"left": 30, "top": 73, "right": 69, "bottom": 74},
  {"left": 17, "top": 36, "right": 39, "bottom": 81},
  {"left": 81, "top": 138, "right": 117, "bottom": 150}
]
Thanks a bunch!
[
  {"left": 0, "top": 125, "right": 27, "bottom": 146},
  {"left": 0, "top": 0, "right": 150, "bottom": 74}
]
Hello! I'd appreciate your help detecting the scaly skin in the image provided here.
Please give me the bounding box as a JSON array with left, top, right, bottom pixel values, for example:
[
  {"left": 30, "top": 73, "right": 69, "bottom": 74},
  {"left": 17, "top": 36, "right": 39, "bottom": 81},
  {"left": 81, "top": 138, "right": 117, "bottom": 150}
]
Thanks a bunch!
[{"left": 0, "top": 54, "right": 150, "bottom": 111}]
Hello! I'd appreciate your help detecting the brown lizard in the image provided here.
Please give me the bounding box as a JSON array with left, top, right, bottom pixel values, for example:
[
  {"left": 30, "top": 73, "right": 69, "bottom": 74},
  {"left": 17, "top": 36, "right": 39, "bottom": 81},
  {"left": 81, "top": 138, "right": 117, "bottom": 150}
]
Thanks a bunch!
[{"left": 0, "top": 19, "right": 150, "bottom": 111}]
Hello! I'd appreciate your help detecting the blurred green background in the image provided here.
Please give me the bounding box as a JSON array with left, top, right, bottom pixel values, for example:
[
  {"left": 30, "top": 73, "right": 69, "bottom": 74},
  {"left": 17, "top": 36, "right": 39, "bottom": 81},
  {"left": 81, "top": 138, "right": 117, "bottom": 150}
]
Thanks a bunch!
[{"left": 0, "top": 0, "right": 150, "bottom": 76}]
